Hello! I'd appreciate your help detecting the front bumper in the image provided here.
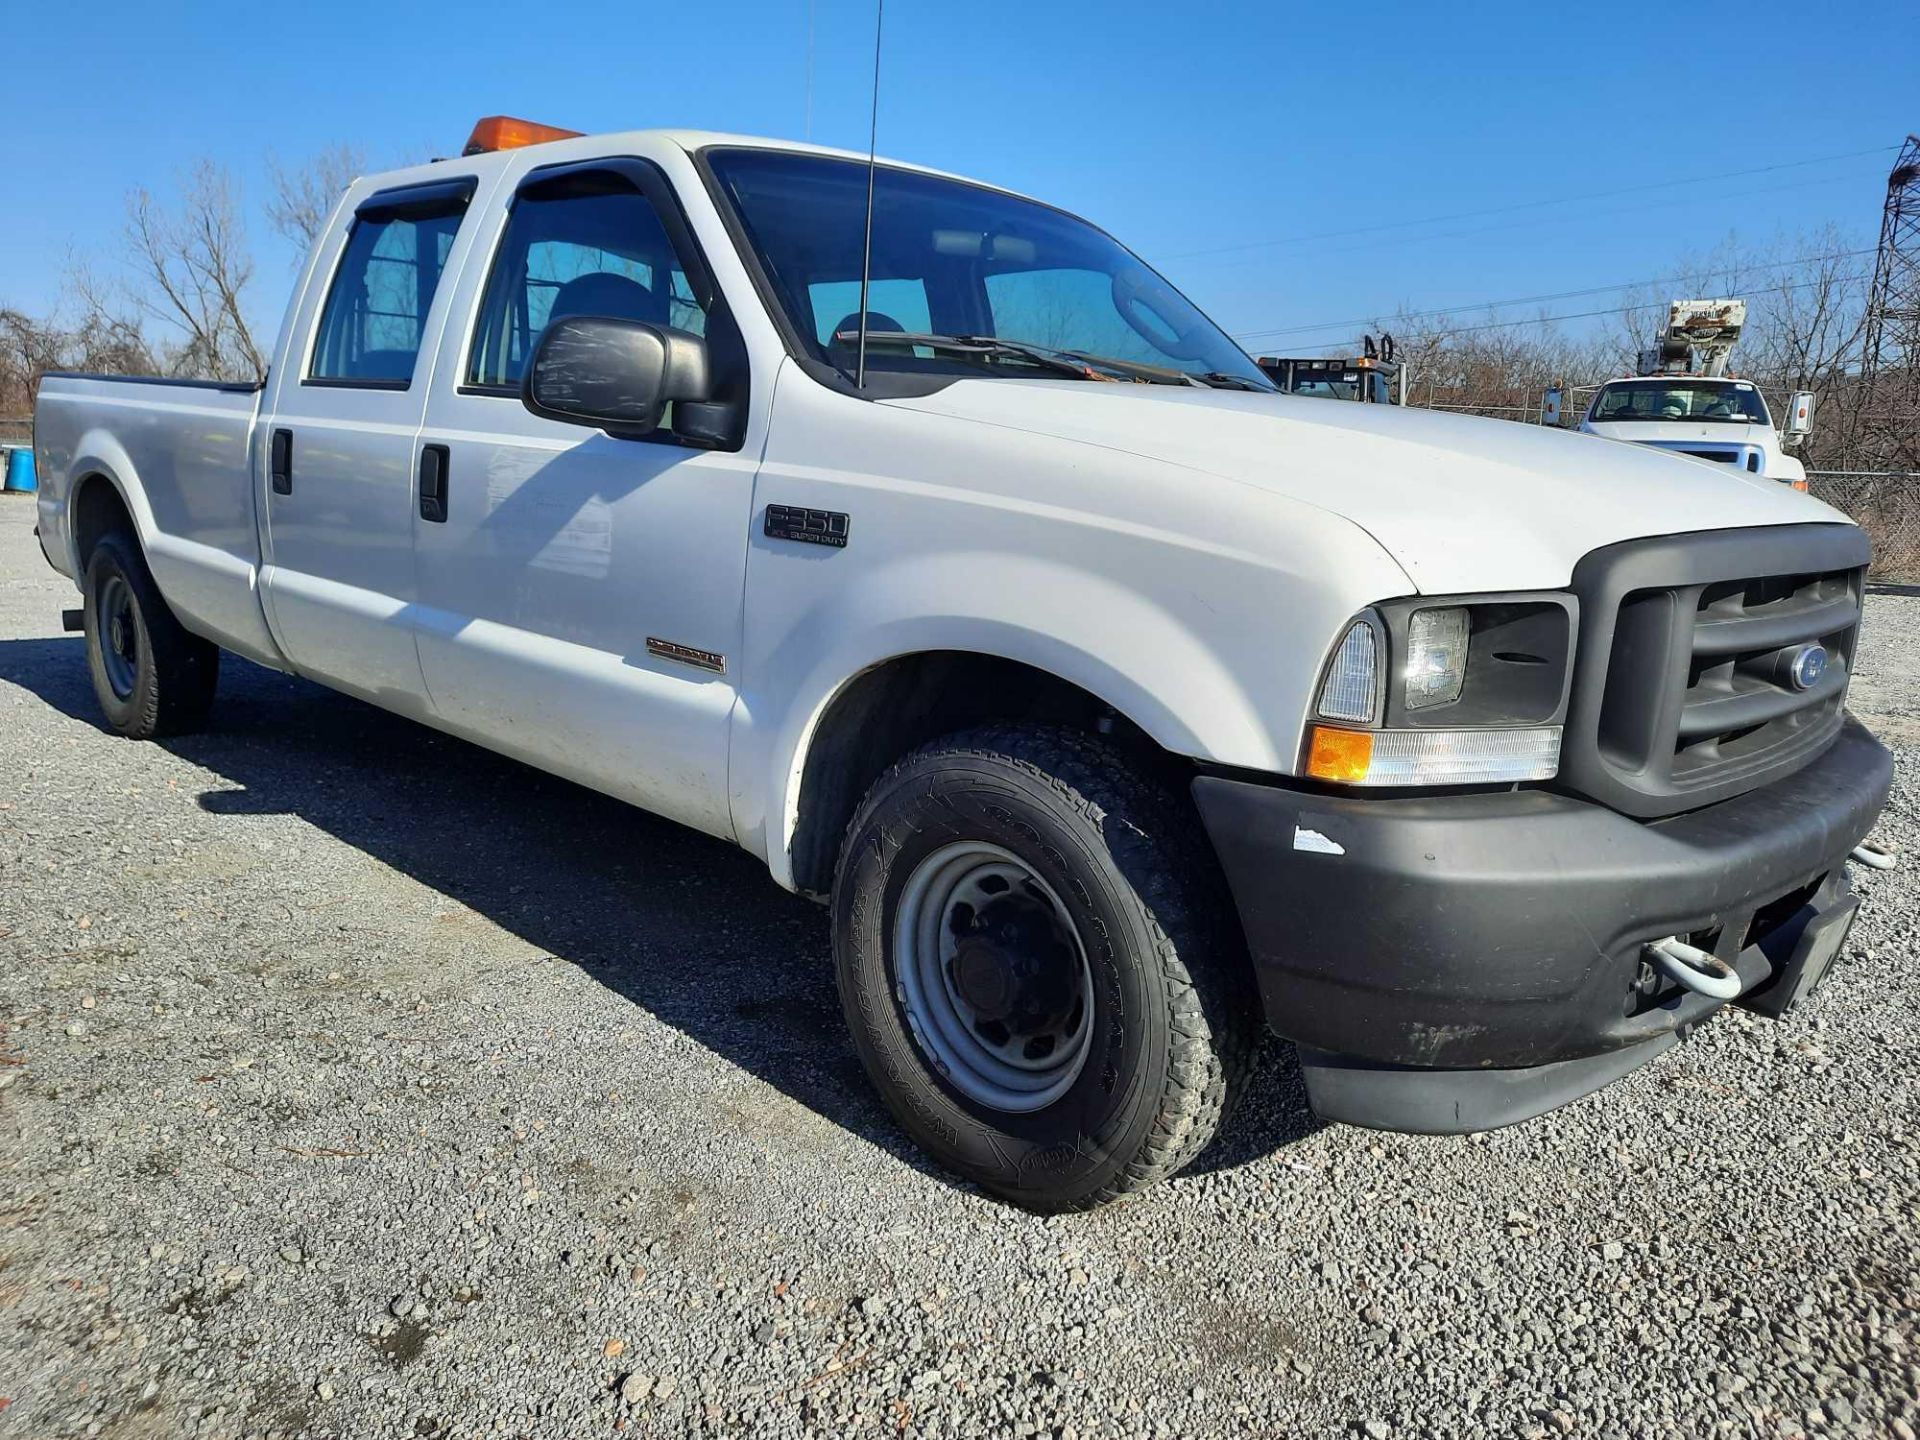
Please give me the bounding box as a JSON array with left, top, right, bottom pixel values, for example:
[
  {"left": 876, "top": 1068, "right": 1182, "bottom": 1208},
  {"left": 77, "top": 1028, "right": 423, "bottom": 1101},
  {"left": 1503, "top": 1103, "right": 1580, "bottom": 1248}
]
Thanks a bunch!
[{"left": 1191, "top": 717, "right": 1893, "bottom": 1132}]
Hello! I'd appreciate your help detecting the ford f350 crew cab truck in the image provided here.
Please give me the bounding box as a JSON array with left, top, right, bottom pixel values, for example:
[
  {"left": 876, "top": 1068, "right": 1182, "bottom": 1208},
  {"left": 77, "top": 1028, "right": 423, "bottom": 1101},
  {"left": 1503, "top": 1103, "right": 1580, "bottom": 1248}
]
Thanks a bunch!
[{"left": 32, "top": 118, "right": 1894, "bottom": 1211}]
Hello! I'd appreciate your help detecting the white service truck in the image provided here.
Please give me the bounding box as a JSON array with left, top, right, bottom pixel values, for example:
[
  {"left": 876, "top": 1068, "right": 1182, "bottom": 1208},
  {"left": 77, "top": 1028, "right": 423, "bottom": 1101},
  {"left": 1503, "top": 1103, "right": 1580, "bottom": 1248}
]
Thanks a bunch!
[
  {"left": 31, "top": 120, "right": 1893, "bottom": 1210},
  {"left": 1580, "top": 299, "right": 1812, "bottom": 487}
]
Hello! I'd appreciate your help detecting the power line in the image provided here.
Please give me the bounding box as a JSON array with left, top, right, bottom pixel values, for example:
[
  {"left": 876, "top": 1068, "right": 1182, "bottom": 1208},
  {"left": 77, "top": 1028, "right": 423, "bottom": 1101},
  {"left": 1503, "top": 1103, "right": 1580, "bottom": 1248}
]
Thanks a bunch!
[
  {"left": 1232, "top": 246, "right": 1879, "bottom": 343},
  {"left": 1184, "top": 169, "right": 1879, "bottom": 283},
  {"left": 1252, "top": 269, "right": 1873, "bottom": 353},
  {"left": 1159, "top": 143, "right": 1899, "bottom": 264}
]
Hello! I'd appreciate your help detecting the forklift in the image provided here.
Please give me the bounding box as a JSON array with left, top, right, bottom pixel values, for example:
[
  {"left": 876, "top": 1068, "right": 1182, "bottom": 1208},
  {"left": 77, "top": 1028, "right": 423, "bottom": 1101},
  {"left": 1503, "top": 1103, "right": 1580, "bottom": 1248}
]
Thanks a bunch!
[{"left": 1256, "top": 333, "right": 1404, "bottom": 404}]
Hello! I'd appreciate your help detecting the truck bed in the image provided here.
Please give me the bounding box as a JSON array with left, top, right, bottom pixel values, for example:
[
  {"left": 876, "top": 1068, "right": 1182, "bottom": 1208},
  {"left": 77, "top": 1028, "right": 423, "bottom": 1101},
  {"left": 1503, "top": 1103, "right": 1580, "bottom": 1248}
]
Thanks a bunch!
[{"left": 33, "top": 373, "right": 284, "bottom": 667}]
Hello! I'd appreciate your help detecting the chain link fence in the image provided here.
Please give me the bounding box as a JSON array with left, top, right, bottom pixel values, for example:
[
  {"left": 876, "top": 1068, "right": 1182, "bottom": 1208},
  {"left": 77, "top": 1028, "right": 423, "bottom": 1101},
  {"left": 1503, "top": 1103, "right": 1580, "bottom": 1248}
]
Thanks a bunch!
[{"left": 1804, "top": 471, "right": 1920, "bottom": 582}]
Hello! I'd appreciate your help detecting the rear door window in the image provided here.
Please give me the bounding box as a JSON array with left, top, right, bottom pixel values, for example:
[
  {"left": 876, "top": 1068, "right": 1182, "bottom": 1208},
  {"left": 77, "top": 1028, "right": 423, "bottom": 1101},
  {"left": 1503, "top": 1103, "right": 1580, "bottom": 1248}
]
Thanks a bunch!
[{"left": 309, "top": 190, "right": 470, "bottom": 386}]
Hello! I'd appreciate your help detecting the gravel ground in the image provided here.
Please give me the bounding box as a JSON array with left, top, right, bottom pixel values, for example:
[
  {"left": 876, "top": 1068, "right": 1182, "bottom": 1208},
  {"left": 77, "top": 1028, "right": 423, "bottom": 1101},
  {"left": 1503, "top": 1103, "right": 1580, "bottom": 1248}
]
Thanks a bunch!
[{"left": 1, "top": 492, "right": 1916, "bottom": 1440}]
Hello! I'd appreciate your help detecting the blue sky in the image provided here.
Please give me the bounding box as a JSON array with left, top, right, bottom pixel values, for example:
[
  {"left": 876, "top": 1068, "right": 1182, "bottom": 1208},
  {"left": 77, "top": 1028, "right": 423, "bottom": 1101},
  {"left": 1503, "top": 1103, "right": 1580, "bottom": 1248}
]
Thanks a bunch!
[{"left": 5, "top": 0, "right": 1915, "bottom": 357}]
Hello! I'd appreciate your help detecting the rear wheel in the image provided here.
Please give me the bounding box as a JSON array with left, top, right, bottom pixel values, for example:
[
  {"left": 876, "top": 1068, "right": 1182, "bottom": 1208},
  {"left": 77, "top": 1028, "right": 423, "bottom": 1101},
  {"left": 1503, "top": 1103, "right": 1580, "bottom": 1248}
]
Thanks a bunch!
[
  {"left": 832, "top": 725, "right": 1256, "bottom": 1211},
  {"left": 83, "top": 531, "right": 219, "bottom": 739}
]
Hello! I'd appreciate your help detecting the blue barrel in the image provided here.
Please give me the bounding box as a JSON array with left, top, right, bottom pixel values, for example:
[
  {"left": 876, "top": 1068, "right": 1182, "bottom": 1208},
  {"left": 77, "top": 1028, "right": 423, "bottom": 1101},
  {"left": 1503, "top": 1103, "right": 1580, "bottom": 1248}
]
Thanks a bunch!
[{"left": 3, "top": 446, "right": 35, "bottom": 494}]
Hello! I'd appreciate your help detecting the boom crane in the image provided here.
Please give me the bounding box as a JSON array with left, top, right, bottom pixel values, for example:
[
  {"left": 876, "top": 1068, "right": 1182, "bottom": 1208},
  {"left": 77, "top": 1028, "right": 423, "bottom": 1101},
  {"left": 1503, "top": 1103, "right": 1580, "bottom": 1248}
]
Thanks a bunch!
[{"left": 1643, "top": 299, "right": 1746, "bottom": 378}]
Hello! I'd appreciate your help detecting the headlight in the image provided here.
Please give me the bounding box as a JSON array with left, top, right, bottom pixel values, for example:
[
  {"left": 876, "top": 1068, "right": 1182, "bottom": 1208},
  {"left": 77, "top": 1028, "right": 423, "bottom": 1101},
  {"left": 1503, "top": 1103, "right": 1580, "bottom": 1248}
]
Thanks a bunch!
[
  {"left": 1307, "top": 595, "right": 1575, "bottom": 787},
  {"left": 1404, "top": 607, "right": 1469, "bottom": 710}
]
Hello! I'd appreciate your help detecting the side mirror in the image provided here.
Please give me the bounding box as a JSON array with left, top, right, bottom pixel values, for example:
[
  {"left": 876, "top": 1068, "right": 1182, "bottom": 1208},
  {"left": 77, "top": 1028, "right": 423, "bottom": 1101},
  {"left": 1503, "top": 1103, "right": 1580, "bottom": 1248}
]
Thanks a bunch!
[
  {"left": 1542, "top": 386, "right": 1565, "bottom": 428},
  {"left": 522, "top": 316, "right": 710, "bottom": 439},
  {"left": 1785, "top": 390, "right": 1815, "bottom": 440}
]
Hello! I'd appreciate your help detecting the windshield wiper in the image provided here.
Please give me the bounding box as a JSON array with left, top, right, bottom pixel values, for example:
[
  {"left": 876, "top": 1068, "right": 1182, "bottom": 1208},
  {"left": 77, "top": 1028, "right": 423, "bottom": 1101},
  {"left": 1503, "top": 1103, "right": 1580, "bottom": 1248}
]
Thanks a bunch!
[
  {"left": 832, "top": 331, "right": 1251, "bottom": 390},
  {"left": 833, "top": 331, "right": 1120, "bottom": 382},
  {"left": 1193, "top": 371, "right": 1270, "bottom": 392},
  {"left": 1058, "top": 350, "right": 1207, "bottom": 386}
]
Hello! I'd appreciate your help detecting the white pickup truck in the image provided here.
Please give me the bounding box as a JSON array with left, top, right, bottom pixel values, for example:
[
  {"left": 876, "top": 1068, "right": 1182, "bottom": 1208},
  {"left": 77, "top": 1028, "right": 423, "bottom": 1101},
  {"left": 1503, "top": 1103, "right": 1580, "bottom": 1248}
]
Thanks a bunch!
[
  {"left": 1578, "top": 299, "right": 1809, "bottom": 487},
  {"left": 32, "top": 119, "right": 1893, "bottom": 1210},
  {"left": 1581, "top": 375, "right": 1809, "bottom": 488}
]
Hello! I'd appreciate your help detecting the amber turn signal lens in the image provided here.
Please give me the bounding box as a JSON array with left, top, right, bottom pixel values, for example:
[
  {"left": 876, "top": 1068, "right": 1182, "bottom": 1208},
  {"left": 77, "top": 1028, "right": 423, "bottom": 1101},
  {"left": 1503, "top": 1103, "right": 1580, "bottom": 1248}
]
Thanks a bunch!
[
  {"left": 1306, "top": 725, "right": 1373, "bottom": 782},
  {"left": 464, "top": 116, "right": 584, "bottom": 155}
]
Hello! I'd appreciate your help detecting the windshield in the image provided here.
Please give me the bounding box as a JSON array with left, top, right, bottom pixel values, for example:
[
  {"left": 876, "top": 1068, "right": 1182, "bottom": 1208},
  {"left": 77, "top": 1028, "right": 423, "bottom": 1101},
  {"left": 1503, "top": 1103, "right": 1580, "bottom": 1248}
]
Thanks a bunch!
[
  {"left": 706, "top": 148, "right": 1272, "bottom": 390},
  {"left": 1292, "top": 374, "right": 1363, "bottom": 401},
  {"left": 1589, "top": 379, "right": 1770, "bottom": 426}
]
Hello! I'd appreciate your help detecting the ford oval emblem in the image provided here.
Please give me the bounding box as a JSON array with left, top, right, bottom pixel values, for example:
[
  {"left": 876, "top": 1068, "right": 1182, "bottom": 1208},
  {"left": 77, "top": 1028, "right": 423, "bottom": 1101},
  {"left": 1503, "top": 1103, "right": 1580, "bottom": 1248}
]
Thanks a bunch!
[{"left": 1789, "top": 644, "right": 1828, "bottom": 691}]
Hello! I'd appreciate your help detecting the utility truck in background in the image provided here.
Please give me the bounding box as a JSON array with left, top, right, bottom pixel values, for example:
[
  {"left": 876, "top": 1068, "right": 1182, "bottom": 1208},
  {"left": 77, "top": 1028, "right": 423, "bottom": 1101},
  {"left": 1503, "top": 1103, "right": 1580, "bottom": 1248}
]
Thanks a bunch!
[
  {"left": 30, "top": 120, "right": 1895, "bottom": 1211},
  {"left": 1580, "top": 299, "right": 1813, "bottom": 488},
  {"left": 1257, "top": 333, "right": 1403, "bottom": 404}
]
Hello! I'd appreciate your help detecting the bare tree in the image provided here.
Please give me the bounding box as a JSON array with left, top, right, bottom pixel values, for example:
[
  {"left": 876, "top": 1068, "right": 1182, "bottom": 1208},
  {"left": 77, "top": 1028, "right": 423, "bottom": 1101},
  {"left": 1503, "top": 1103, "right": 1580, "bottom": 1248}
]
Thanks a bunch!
[
  {"left": 125, "top": 161, "right": 266, "bottom": 382},
  {"left": 64, "top": 262, "right": 160, "bottom": 378},
  {"left": 265, "top": 144, "right": 365, "bottom": 250},
  {"left": 1388, "top": 307, "right": 1610, "bottom": 421},
  {"left": 0, "top": 273, "right": 157, "bottom": 419},
  {"left": 8, "top": 144, "right": 380, "bottom": 409},
  {"left": 0, "top": 308, "right": 66, "bottom": 419},
  {"left": 1369, "top": 226, "right": 1892, "bottom": 479}
]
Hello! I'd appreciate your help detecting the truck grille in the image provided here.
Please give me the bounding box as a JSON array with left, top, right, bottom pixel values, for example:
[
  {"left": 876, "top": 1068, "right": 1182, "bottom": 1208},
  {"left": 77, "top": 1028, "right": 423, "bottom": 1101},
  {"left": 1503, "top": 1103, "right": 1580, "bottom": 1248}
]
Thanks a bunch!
[
  {"left": 1645, "top": 440, "right": 1764, "bottom": 472},
  {"left": 1559, "top": 525, "right": 1870, "bottom": 817}
]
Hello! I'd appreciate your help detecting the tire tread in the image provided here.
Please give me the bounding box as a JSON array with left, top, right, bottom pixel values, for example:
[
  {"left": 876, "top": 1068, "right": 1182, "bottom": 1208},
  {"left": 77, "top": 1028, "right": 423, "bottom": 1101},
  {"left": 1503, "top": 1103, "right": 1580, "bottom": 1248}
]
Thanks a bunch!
[
  {"left": 836, "top": 724, "right": 1257, "bottom": 1211},
  {"left": 85, "top": 531, "right": 218, "bottom": 740}
]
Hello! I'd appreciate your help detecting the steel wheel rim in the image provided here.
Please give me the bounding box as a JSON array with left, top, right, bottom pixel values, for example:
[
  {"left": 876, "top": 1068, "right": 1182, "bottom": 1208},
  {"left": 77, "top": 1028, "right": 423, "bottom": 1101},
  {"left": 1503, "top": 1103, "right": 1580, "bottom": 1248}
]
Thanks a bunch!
[
  {"left": 98, "top": 575, "right": 138, "bottom": 699},
  {"left": 892, "top": 840, "right": 1094, "bottom": 1113}
]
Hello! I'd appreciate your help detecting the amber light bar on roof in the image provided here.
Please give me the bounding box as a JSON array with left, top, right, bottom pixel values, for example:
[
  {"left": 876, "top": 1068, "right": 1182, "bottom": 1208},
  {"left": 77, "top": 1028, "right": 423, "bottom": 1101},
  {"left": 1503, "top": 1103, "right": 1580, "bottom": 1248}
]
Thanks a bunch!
[{"left": 464, "top": 116, "right": 583, "bottom": 155}]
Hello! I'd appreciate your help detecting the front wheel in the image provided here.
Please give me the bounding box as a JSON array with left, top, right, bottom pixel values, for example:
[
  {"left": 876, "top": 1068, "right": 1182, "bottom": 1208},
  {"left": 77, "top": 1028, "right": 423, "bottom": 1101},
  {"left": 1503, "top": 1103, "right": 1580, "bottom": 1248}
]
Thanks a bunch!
[
  {"left": 832, "top": 726, "right": 1256, "bottom": 1211},
  {"left": 83, "top": 531, "right": 219, "bottom": 739}
]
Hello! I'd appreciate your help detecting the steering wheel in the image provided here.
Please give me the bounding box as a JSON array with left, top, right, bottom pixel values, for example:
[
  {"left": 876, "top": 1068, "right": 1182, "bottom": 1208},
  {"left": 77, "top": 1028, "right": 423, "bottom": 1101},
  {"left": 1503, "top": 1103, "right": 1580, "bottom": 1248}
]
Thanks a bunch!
[{"left": 1110, "top": 269, "right": 1203, "bottom": 361}]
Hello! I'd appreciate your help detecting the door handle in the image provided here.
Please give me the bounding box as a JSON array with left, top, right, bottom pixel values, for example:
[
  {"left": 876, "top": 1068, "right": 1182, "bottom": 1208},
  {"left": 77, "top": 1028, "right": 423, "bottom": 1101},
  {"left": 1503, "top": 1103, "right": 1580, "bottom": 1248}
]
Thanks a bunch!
[
  {"left": 270, "top": 428, "right": 293, "bottom": 495},
  {"left": 419, "top": 444, "right": 450, "bottom": 523}
]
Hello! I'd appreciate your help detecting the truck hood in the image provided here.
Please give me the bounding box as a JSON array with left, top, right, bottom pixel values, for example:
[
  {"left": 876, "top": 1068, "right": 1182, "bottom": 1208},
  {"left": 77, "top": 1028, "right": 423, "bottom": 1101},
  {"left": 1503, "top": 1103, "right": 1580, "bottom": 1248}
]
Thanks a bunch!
[
  {"left": 886, "top": 381, "right": 1844, "bottom": 593},
  {"left": 1584, "top": 419, "right": 1774, "bottom": 447}
]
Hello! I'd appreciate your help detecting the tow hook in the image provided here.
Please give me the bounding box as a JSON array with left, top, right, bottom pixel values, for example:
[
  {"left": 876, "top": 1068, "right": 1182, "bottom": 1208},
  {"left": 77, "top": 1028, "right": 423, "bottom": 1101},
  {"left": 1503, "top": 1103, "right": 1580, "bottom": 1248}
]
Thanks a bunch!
[
  {"left": 1645, "top": 936, "right": 1743, "bottom": 1000},
  {"left": 1848, "top": 840, "right": 1898, "bottom": 871}
]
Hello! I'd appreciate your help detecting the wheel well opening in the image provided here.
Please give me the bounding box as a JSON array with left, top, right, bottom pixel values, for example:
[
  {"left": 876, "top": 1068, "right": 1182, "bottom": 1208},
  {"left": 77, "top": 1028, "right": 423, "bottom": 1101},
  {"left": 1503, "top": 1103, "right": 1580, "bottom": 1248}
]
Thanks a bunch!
[
  {"left": 788, "top": 652, "right": 1175, "bottom": 895},
  {"left": 71, "top": 474, "right": 135, "bottom": 571}
]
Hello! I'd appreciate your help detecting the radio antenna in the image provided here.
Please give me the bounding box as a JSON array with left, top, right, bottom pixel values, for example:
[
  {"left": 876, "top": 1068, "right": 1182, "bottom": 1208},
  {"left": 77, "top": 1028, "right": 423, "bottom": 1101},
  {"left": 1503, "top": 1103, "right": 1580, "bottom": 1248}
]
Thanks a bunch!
[
  {"left": 855, "top": 0, "right": 885, "bottom": 389},
  {"left": 803, "top": 0, "right": 815, "bottom": 142}
]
